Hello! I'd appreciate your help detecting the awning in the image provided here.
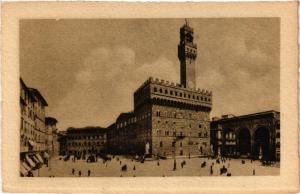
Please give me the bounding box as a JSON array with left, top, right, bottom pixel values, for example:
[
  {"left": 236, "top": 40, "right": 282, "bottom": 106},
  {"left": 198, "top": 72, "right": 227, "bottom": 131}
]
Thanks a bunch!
[
  {"left": 28, "top": 140, "right": 35, "bottom": 146},
  {"left": 25, "top": 155, "right": 36, "bottom": 168},
  {"left": 22, "top": 162, "right": 31, "bottom": 171},
  {"left": 35, "top": 153, "right": 44, "bottom": 163},
  {"left": 20, "top": 165, "right": 28, "bottom": 176},
  {"left": 32, "top": 155, "right": 40, "bottom": 164},
  {"left": 43, "top": 152, "right": 49, "bottom": 158}
]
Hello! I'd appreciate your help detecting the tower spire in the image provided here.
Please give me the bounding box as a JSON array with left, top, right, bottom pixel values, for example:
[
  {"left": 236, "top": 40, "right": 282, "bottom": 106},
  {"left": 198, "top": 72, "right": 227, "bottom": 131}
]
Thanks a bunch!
[
  {"left": 178, "top": 21, "right": 197, "bottom": 88},
  {"left": 185, "top": 18, "right": 188, "bottom": 26}
]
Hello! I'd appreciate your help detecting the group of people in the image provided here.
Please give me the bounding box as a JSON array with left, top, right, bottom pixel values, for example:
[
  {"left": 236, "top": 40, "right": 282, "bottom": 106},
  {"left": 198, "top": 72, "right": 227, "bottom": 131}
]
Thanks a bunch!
[
  {"left": 71, "top": 168, "right": 92, "bottom": 177},
  {"left": 65, "top": 154, "right": 262, "bottom": 177}
]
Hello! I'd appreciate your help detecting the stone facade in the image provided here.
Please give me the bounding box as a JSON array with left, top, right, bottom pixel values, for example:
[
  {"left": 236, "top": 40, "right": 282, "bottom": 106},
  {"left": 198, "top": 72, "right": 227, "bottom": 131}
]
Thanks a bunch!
[
  {"left": 107, "top": 22, "right": 212, "bottom": 158},
  {"left": 20, "top": 78, "right": 50, "bottom": 176},
  {"left": 65, "top": 127, "right": 107, "bottom": 157},
  {"left": 20, "top": 78, "right": 48, "bottom": 153},
  {"left": 57, "top": 131, "right": 67, "bottom": 155},
  {"left": 45, "top": 117, "right": 58, "bottom": 156},
  {"left": 210, "top": 110, "right": 280, "bottom": 161}
]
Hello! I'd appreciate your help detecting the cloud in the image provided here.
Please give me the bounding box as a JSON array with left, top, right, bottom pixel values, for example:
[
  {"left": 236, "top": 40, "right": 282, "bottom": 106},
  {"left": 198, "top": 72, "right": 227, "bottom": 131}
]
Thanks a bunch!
[{"left": 55, "top": 46, "right": 177, "bottom": 130}]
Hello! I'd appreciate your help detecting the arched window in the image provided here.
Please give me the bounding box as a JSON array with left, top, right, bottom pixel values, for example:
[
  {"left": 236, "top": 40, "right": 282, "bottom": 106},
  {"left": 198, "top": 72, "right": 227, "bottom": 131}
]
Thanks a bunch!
[
  {"left": 276, "top": 132, "right": 280, "bottom": 138},
  {"left": 160, "top": 141, "right": 163, "bottom": 147},
  {"left": 172, "top": 141, "right": 176, "bottom": 147},
  {"left": 154, "top": 87, "right": 157, "bottom": 92},
  {"left": 156, "top": 111, "right": 160, "bottom": 117},
  {"left": 165, "top": 89, "right": 168, "bottom": 94},
  {"left": 159, "top": 88, "right": 163, "bottom": 93}
]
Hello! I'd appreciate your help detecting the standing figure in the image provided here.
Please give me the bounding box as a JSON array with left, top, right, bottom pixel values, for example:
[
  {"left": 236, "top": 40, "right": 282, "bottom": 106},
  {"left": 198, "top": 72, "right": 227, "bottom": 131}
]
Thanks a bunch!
[{"left": 173, "top": 159, "right": 177, "bottom": 171}]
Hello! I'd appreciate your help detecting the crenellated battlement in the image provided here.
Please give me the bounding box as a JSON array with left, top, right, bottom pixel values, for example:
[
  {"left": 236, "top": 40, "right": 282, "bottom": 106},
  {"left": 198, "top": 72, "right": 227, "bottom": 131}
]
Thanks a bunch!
[{"left": 135, "top": 77, "right": 212, "bottom": 96}]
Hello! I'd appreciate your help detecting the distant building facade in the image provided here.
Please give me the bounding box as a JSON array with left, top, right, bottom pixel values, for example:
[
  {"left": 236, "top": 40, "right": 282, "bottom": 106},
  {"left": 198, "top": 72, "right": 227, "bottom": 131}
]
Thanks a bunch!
[
  {"left": 210, "top": 110, "right": 280, "bottom": 161},
  {"left": 65, "top": 127, "right": 107, "bottom": 157},
  {"left": 57, "top": 131, "right": 67, "bottom": 156},
  {"left": 107, "top": 22, "right": 213, "bottom": 158},
  {"left": 45, "top": 117, "right": 58, "bottom": 156}
]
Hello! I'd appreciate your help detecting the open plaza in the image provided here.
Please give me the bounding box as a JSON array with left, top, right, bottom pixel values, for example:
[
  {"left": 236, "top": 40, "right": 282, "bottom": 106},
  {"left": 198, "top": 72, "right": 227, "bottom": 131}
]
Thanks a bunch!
[{"left": 33, "top": 155, "right": 279, "bottom": 177}]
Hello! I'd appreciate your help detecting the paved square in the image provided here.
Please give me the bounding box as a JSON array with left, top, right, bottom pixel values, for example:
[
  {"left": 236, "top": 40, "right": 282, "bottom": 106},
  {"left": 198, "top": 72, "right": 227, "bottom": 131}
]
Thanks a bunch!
[{"left": 34, "top": 156, "right": 279, "bottom": 177}]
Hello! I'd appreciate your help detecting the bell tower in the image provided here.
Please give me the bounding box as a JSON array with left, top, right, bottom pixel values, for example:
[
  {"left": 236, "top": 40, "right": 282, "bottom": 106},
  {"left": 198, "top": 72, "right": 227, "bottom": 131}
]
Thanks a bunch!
[{"left": 178, "top": 20, "right": 197, "bottom": 88}]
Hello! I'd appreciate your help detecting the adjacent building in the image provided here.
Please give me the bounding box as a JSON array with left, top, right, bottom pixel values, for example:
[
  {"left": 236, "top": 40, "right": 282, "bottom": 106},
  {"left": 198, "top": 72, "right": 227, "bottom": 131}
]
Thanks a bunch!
[
  {"left": 65, "top": 127, "right": 107, "bottom": 157},
  {"left": 20, "top": 78, "right": 50, "bottom": 176},
  {"left": 107, "top": 22, "right": 212, "bottom": 158},
  {"left": 20, "top": 78, "right": 37, "bottom": 153},
  {"left": 57, "top": 131, "right": 67, "bottom": 156},
  {"left": 20, "top": 78, "right": 49, "bottom": 153},
  {"left": 210, "top": 110, "right": 280, "bottom": 161},
  {"left": 45, "top": 117, "right": 59, "bottom": 156}
]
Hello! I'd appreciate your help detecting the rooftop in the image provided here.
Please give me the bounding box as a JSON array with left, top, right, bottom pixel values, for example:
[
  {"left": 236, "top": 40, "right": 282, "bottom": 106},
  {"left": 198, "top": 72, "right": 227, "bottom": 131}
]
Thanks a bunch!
[
  {"left": 212, "top": 110, "right": 280, "bottom": 122},
  {"left": 28, "top": 88, "right": 48, "bottom": 106},
  {"left": 66, "top": 126, "right": 107, "bottom": 134}
]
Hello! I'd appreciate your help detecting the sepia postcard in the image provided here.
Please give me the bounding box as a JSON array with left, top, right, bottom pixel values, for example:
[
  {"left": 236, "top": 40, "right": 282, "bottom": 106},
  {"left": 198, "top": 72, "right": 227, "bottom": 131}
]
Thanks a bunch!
[{"left": 1, "top": 2, "right": 299, "bottom": 193}]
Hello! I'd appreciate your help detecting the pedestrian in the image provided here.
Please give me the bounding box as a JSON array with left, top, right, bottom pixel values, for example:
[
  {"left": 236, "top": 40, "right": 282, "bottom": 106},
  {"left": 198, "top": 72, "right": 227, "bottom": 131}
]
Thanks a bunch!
[
  {"left": 210, "top": 166, "right": 213, "bottom": 175},
  {"left": 105, "top": 162, "right": 108, "bottom": 167},
  {"left": 157, "top": 160, "right": 160, "bottom": 166},
  {"left": 120, "top": 160, "right": 122, "bottom": 165},
  {"left": 133, "top": 165, "right": 136, "bottom": 171},
  {"left": 253, "top": 169, "right": 255, "bottom": 175},
  {"left": 88, "top": 170, "right": 91, "bottom": 177},
  {"left": 173, "top": 159, "right": 177, "bottom": 171},
  {"left": 79, "top": 170, "right": 81, "bottom": 177},
  {"left": 72, "top": 168, "right": 75, "bottom": 175}
]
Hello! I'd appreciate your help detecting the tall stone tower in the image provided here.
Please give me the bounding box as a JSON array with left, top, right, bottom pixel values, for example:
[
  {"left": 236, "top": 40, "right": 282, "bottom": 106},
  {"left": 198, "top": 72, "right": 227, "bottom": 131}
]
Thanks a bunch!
[{"left": 178, "top": 20, "right": 197, "bottom": 88}]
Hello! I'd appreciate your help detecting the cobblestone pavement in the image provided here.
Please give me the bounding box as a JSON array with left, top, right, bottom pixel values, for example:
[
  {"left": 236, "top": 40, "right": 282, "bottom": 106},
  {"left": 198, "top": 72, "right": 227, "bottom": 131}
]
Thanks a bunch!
[{"left": 33, "top": 156, "right": 279, "bottom": 177}]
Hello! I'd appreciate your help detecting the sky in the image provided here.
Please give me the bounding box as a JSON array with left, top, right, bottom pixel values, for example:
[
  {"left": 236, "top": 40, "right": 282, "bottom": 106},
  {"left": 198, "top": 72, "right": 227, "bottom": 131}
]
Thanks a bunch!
[{"left": 20, "top": 18, "right": 280, "bottom": 131}]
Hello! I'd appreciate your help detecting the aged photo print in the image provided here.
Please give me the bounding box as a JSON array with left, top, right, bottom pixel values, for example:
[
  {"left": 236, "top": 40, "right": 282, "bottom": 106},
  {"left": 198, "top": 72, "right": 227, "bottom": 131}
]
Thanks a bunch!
[
  {"left": 19, "top": 17, "right": 280, "bottom": 177},
  {"left": 2, "top": 2, "right": 298, "bottom": 193}
]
